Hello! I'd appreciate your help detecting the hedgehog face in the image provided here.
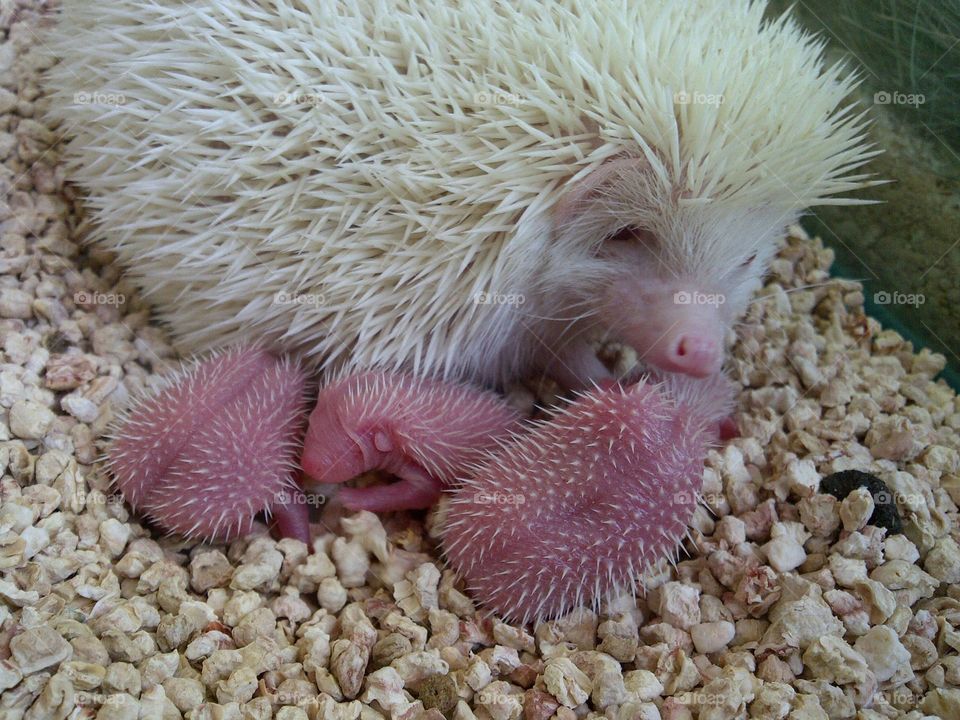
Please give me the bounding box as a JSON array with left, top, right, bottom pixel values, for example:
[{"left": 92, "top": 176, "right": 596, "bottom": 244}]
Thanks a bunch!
[
  {"left": 591, "top": 198, "right": 789, "bottom": 377},
  {"left": 595, "top": 227, "right": 731, "bottom": 377},
  {"left": 553, "top": 159, "right": 787, "bottom": 379}
]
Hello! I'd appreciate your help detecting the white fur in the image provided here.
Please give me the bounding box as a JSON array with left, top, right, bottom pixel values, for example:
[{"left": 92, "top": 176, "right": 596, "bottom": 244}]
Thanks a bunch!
[{"left": 45, "top": 0, "right": 878, "bottom": 384}]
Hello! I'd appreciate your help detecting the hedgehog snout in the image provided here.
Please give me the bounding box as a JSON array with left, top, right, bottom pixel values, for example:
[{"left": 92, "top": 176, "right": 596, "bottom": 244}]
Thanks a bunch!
[
  {"left": 658, "top": 331, "right": 723, "bottom": 377},
  {"left": 602, "top": 278, "right": 727, "bottom": 377},
  {"left": 300, "top": 402, "right": 369, "bottom": 485}
]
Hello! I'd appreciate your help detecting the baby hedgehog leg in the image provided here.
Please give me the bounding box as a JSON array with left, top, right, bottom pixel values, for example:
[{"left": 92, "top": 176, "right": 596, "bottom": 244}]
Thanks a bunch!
[
  {"left": 441, "top": 372, "right": 735, "bottom": 625},
  {"left": 300, "top": 371, "right": 522, "bottom": 512},
  {"left": 109, "top": 346, "right": 310, "bottom": 541}
]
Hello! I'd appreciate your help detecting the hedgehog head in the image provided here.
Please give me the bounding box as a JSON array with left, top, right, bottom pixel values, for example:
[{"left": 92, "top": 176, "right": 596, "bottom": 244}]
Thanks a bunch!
[
  {"left": 510, "top": 3, "right": 879, "bottom": 384},
  {"left": 533, "top": 155, "right": 793, "bottom": 379},
  {"left": 535, "top": 93, "right": 875, "bottom": 378}
]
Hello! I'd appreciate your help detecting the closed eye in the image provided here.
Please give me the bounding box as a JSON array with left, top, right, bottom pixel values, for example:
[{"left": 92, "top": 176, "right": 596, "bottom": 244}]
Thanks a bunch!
[
  {"left": 740, "top": 252, "right": 757, "bottom": 268},
  {"left": 606, "top": 225, "right": 656, "bottom": 245}
]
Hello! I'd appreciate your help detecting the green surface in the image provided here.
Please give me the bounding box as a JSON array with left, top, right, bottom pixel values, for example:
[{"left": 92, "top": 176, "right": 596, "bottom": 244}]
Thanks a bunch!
[
  {"left": 825, "top": 231, "right": 960, "bottom": 390},
  {"left": 768, "top": 1, "right": 960, "bottom": 385}
]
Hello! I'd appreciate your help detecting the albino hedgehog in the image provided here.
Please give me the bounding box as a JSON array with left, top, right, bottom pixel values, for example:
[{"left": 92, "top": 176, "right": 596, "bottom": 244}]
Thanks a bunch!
[
  {"left": 47, "top": 0, "right": 876, "bottom": 383},
  {"left": 46, "top": 0, "right": 877, "bottom": 620}
]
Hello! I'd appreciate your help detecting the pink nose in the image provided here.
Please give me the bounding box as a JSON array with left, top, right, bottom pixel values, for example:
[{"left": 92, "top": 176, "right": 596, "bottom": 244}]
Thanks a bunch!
[{"left": 659, "top": 334, "right": 722, "bottom": 377}]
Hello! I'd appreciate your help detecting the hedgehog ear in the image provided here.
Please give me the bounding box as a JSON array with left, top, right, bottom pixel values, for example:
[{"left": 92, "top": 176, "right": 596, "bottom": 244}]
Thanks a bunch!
[{"left": 553, "top": 156, "right": 650, "bottom": 229}]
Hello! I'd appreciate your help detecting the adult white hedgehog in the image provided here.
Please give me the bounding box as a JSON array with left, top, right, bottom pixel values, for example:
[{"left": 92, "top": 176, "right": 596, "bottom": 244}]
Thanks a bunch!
[
  {"left": 45, "top": 0, "right": 879, "bottom": 620},
  {"left": 46, "top": 0, "right": 877, "bottom": 388}
]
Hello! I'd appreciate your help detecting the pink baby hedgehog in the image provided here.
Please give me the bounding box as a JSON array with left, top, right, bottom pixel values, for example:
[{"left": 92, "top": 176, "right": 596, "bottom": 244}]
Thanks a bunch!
[
  {"left": 442, "top": 372, "right": 734, "bottom": 623},
  {"left": 109, "top": 347, "right": 310, "bottom": 541},
  {"left": 300, "top": 370, "right": 523, "bottom": 512},
  {"left": 110, "top": 342, "right": 732, "bottom": 622}
]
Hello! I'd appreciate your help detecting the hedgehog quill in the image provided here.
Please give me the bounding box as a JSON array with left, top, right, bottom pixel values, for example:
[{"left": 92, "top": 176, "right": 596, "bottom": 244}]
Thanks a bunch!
[{"left": 46, "top": 0, "right": 878, "bottom": 621}]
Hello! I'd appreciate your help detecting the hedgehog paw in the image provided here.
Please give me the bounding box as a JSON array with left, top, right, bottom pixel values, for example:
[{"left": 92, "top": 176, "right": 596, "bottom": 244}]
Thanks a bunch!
[
  {"left": 300, "top": 370, "right": 522, "bottom": 512},
  {"left": 338, "top": 460, "right": 443, "bottom": 513},
  {"left": 108, "top": 346, "right": 310, "bottom": 541}
]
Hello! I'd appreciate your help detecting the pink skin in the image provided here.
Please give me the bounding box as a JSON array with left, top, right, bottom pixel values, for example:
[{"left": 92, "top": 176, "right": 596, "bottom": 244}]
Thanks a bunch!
[
  {"left": 110, "top": 348, "right": 735, "bottom": 540},
  {"left": 109, "top": 347, "right": 310, "bottom": 542},
  {"left": 300, "top": 371, "right": 523, "bottom": 511},
  {"left": 540, "top": 157, "right": 771, "bottom": 391},
  {"left": 542, "top": 230, "right": 735, "bottom": 389},
  {"left": 108, "top": 354, "right": 522, "bottom": 538},
  {"left": 589, "top": 229, "right": 751, "bottom": 439},
  {"left": 109, "top": 353, "right": 519, "bottom": 538},
  {"left": 441, "top": 371, "right": 735, "bottom": 624},
  {"left": 109, "top": 345, "right": 735, "bottom": 623},
  {"left": 602, "top": 274, "right": 724, "bottom": 377}
]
